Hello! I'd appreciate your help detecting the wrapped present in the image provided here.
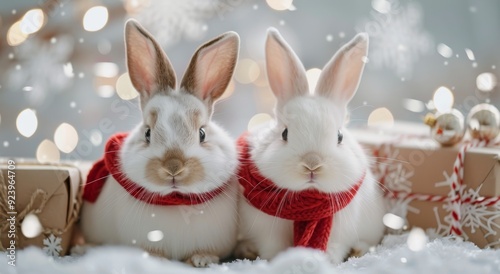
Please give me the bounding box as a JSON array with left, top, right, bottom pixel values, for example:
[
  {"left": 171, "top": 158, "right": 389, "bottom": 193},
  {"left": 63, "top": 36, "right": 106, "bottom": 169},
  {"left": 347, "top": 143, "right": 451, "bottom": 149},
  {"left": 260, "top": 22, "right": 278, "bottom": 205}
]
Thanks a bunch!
[
  {"left": 352, "top": 123, "right": 500, "bottom": 248},
  {"left": 0, "top": 159, "right": 83, "bottom": 257}
]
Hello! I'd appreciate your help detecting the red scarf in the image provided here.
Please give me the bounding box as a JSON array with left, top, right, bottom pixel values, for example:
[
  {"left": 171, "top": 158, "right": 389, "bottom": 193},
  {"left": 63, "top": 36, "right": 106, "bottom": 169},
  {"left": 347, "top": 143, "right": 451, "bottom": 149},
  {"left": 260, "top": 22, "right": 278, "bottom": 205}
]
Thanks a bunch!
[
  {"left": 83, "top": 133, "right": 227, "bottom": 206},
  {"left": 237, "top": 133, "right": 363, "bottom": 251}
]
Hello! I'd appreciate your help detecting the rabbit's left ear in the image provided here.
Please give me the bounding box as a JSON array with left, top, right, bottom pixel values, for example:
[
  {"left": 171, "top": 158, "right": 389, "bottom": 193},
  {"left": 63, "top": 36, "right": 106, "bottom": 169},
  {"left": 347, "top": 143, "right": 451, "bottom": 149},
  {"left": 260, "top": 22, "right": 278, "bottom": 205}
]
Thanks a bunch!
[
  {"left": 181, "top": 32, "right": 239, "bottom": 114},
  {"left": 315, "top": 33, "right": 369, "bottom": 108}
]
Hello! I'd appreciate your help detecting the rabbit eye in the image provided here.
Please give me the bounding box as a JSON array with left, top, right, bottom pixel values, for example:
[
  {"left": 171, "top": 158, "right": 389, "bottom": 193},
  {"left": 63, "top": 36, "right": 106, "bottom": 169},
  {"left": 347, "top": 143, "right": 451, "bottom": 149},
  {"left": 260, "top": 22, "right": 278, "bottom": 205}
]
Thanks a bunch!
[
  {"left": 337, "top": 129, "right": 343, "bottom": 144},
  {"left": 145, "top": 128, "right": 151, "bottom": 143},
  {"left": 199, "top": 127, "right": 206, "bottom": 143},
  {"left": 282, "top": 128, "right": 288, "bottom": 141}
]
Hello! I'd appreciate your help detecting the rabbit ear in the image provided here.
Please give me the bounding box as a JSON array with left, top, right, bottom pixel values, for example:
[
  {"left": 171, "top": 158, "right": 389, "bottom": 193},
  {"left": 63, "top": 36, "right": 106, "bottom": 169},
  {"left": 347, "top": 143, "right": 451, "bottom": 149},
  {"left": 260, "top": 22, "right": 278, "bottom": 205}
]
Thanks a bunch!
[
  {"left": 181, "top": 32, "right": 239, "bottom": 114},
  {"left": 125, "top": 19, "right": 176, "bottom": 108},
  {"left": 315, "top": 33, "right": 368, "bottom": 108},
  {"left": 265, "top": 28, "right": 308, "bottom": 108}
]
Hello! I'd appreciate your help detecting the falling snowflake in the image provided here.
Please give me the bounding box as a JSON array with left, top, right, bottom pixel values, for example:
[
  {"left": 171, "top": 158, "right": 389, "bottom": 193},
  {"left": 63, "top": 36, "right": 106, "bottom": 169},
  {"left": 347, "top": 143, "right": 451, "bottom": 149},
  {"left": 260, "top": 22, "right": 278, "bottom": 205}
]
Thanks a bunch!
[
  {"left": 43, "top": 234, "right": 63, "bottom": 256},
  {"left": 5, "top": 35, "right": 74, "bottom": 105},
  {"left": 357, "top": 1, "right": 434, "bottom": 78},
  {"left": 134, "top": 0, "right": 246, "bottom": 48}
]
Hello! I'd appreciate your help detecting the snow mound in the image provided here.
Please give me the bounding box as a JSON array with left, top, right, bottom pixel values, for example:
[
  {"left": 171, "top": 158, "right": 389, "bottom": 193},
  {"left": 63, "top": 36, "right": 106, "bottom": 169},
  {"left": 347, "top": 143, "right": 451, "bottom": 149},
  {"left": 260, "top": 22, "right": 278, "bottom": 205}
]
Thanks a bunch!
[{"left": 2, "top": 234, "right": 500, "bottom": 274}]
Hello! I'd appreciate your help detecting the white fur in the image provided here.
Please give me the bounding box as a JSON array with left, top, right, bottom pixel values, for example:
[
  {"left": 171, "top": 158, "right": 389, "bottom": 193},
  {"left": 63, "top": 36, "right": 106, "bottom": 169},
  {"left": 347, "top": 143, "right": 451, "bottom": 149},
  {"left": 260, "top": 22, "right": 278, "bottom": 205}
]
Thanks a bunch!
[
  {"left": 80, "top": 19, "right": 240, "bottom": 265},
  {"left": 236, "top": 29, "right": 385, "bottom": 264}
]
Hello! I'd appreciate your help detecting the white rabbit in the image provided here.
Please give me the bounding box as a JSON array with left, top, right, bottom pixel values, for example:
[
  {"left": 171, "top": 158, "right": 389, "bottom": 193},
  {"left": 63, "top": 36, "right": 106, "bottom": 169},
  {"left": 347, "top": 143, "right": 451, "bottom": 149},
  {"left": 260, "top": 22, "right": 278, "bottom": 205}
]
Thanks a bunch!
[
  {"left": 79, "top": 19, "right": 240, "bottom": 267},
  {"left": 235, "top": 28, "right": 385, "bottom": 264}
]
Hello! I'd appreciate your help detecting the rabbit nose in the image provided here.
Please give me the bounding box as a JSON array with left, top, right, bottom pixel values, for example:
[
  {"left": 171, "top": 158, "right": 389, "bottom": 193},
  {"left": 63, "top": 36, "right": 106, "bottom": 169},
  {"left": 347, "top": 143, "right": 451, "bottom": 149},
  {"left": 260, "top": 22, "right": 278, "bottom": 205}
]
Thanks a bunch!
[
  {"left": 165, "top": 158, "right": 185, "bottom": 177},
  {"left": 301, "top": 152, "right": 323, "bottom": 172}
]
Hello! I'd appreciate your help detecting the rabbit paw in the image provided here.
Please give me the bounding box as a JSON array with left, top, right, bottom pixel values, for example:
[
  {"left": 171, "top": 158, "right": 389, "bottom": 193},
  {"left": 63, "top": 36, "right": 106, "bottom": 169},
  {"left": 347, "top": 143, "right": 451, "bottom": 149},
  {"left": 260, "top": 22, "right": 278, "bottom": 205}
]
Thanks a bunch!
[
  {"left": 186, "top": 253, "right": 219, "bottom": 267},
  {"left": 234, "top": 240, "right": 258, "bottom": 260}
]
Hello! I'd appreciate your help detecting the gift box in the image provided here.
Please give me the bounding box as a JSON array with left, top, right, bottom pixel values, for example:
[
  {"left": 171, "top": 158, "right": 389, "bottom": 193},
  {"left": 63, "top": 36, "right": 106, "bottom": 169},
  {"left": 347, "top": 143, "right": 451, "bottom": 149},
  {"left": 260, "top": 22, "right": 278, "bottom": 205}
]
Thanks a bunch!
[
  {"left": 352, "top": 123, "right": 500, "bottom": 248},
  {"left": 0, "top": 160, "right": 83, "bottom": 256}
]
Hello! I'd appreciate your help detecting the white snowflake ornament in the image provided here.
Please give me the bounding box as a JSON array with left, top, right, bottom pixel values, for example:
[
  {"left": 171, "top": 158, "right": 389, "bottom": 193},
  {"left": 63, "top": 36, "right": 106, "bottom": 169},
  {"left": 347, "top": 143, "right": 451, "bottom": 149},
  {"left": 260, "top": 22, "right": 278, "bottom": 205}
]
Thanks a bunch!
[
  {"left": 6, "top": 35, "right": 74, "bottom": 105},
  {"left": 43, "top": 234, "right": 63, "bottom": 257},
  {"left": 357, "top": 1, "right": 434, "bottom": 78}
]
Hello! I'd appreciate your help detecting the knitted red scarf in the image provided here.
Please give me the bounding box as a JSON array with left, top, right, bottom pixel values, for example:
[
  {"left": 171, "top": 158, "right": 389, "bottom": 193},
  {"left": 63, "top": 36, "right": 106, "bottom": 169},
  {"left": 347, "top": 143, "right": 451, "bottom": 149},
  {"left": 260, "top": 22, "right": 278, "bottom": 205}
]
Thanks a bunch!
[
  {"left": 237, "top": 133, "right": 364, "bottom": 251},
  {"left": 83, "top": 133, "right": 227, "bottom": 206}
]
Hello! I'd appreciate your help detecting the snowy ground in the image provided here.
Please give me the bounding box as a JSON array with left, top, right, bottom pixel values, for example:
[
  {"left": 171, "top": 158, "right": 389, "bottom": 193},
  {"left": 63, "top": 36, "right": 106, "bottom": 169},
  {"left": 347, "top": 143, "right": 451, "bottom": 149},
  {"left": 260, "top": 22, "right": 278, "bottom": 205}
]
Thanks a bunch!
[{"left": 2, "top": 233, "right": 500, "bottom": 274}]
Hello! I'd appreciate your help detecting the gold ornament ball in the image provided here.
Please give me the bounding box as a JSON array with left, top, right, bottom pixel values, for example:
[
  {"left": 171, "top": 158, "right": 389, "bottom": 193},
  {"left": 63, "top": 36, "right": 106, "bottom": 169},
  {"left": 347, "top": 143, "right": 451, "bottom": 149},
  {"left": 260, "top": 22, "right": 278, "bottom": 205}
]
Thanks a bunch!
[
  {"left": 467, "top": 103, "right": 500, "bottom": 140},
  {"left": 424, "top": 109, "right": 465, "bottom": 146}
]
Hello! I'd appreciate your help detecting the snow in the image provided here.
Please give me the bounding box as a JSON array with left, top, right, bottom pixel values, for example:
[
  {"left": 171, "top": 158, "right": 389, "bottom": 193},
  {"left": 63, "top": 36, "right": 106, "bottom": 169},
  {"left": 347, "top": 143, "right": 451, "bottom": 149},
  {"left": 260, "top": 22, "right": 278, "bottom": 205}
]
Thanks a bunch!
[{"left": 2, "top": 233, "right": 500, "bottom": 274}]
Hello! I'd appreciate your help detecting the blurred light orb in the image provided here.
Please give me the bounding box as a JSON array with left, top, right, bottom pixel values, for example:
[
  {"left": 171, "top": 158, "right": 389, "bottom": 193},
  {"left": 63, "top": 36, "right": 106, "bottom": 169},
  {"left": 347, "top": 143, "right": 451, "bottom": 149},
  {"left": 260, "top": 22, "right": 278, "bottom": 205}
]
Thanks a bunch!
[
  {"left": 83, "top": 6, "right": 109, "bottom": 32},
  {"left": 372, "top": 0, "right": 391, "bottom": 13},
  {"left": 36, "top": 139, "right": 60, "bottom": 163},
  {"left": 326, "top": 34, "right": 333, "bottom": 42},
  {"left": 407, "top": 227, "right": 428, "bottom": 252},
  {"left": 147, "top": 230, "right": 163, "bottom": 242},
  {"left": 437, "top": 43, "right": 453, "bottom": 58},
  {"left": 124, "top": 0, "right": 150, "bottom": 14},
  {"left": 403, "top": 98, "right": 425, "bottom": 113},
  {"left": 20, "top": 9, "right": 44, "bottom": 35},
  {"left": 476, "top": 72, "right": 497, "bottom": 92},
  {"left": 3, "top": 141, "right": 9, "bottom": 147},
  {"left": 54, "top": 123, "right": 79, "bottom": 153},
  {"left": 472, "top": 62, "right": 478, "bottom": 68},
  {"left": 97, "top": 85, "right": 115, "bottom": 98},
  {"left": 16, "top": 109, "right": 38, "bottom": 137},
  {"left": 94, "top": 62, "right": 119, "bottom": 78},
  {"left": 306, "top": 68, "right": 322, "bottom": 93},
  {"left": 98, "top": 40, "right": 112, "bottom": 55},
  {"left": 382, "top": 213, "right": 405, "bottom": 230},
  {"left": 220, "top": 80, "right": 235, "bottom": 100},
  {"left": 70, "top": 101, "right": 76, "bottom": 108},
  {"left": 367, "top": 107, "right": 394, "bottom": 127},
  {"left": 235, "top": 58, "right": 260, "bottom": 84},
  {"left": 433, "top": 86, "right": 454, "bottom": 113},
  {"left": 90, "top": 129, "right": 103, "bottom": 146},
  {"left": 248, "top": 113, "right": 272, "bottom": 131},
  {"left": 116, "top": 73, "right": 139, "bottom": 100},
  {"left": 7, "top": 21, "right": 28, "bottom": 46},
  {"left": 21, "top": 213, "right": 43, "bottom": 238},
  {"left": 465, "top": 48, "right": 475, "bottom": 61},
  {"left": 266, "top": 0, "right": 293, "bottom": 11}
]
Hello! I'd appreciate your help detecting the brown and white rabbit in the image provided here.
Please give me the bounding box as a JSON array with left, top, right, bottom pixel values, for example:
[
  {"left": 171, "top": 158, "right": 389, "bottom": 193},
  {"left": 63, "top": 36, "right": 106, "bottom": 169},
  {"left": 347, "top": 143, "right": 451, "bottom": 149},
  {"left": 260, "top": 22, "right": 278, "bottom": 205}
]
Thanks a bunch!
[
  {"left": 79, "top": 19, "right": 240, "bottom": 267},
  {"left": 236, "top": 28, "right": 385, "bottom": 264}
]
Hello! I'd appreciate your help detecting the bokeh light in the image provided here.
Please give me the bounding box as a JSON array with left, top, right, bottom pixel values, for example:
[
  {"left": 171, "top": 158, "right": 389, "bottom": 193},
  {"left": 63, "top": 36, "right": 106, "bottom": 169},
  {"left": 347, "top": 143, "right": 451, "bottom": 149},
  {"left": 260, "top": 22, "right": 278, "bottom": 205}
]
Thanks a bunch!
[
  {"left": 83, "top": 6, "right": 109, "bottom": 32},
  {"left": 266, "top": 0, "right": 294, "bottom": 11},
  {"left": 403, "top": 98, "right": 425, "bottom": 113},
  {"left": 147, "top": 230, "right": 164, "bottom": 242},
  {"left": 476, "top": 72, "right": 497, "bottom": 92},
  {"left": 20, "top": 9, "right": 45, "bottom": 35},
  {"left": 235, "top": 58, "right": 260, "bottom": 84},
  {"left": 437, "top": 43, "right": 453, "bottom": 58},
  {"left": 407, "top": 227, "right": 428, "bottom": 251},
  {"left": 465, "top": 48, "right": 475, "bottom": 61},
  {"left": 36, "top": 139, "right": 60, "bottom": 163},
  {"left": 372, "top": 0, "right": 391, "bottom": 13},
  {"left": 433, "top": 86, "right": 454, "bottom": 113},
  {"left": 382, "top": 213, "right": 405, "bottom": 230},
  {"left": 16, "top": 109, "right": 38, "bottom": 137},
  {"left": 367, "top": 107, "right": 394, "bottom": 127},
  {"left": 97, "top": 85, "right": 115, "bottom": 98},
  {"left": 94, "top": 62, "right": 119, "bottom": 78},
  {"left": 248, "top": 113, "right": 272, "bottom": 131},
  {"left": 21, "top": 213, "right": 43, "bottom": 238},
  {"left": 54, "top": 123, "right": 79, "bottom": 153},
  {"left": 7, "top": 21, "right": 28, "bottom": 46},
  {"left": 116, "top": 72, "right": 139, "bottom": 100}
]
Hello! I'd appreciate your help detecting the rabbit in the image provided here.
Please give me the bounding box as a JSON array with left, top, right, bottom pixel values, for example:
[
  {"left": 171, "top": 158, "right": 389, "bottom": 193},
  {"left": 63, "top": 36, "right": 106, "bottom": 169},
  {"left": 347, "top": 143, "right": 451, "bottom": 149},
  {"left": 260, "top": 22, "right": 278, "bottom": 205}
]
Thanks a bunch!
[
  {"left": 79, "top": 19, "right": 240, "bottom": 267},
  {"left": 235, "top": 28, "right": 385, "bottom": 264}
]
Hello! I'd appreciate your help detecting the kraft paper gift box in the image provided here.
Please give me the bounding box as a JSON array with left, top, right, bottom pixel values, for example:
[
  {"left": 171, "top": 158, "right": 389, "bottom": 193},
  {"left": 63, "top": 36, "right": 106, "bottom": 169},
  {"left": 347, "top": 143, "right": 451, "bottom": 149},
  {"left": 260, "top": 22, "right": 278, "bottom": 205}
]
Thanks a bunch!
[
  {"left": 0, "top": 160, "right": 83, "bottom": 256},
  {"left": 352, "top": 123, "right": 500, "bottom": 248}
]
